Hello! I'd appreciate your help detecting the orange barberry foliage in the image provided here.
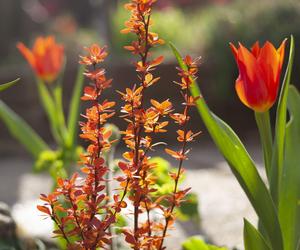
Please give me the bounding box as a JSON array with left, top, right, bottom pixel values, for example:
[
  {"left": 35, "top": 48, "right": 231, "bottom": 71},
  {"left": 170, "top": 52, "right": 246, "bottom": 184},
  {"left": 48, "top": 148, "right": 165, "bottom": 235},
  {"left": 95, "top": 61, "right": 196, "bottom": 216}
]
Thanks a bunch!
[
  {"left": 116, "top": 0, "right": 178, "bottom": 249},
  {"left": 160, "top": 55, "right": 201, "bottom": 249},
  {"left": 37, "top": 44, "right": 117, "bottom": 249},
  {"left": 37, "top": 1, "right": 200, "bottom": 249}
]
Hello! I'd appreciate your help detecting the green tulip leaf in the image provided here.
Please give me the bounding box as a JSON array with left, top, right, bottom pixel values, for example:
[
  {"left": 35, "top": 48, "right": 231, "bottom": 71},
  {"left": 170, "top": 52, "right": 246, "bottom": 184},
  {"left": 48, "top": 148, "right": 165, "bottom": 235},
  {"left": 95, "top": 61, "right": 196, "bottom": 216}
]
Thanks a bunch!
[
  {"left": 0, "top": 78, "right": 20, "bottom": 92},
  {"left": 53, "top": 81, "right": 67, "bottom": 142},
  {"left": 0, "top": 100, "right": 49, "bottom": 158},
  {"left": 66, "top": 65, "right": 85, "bottom": 151},
  {"left": 244, "top": 219, "right": 271, "bottom": 250},
  {"left": 271, "top": 35, "right": 295, "bottom": 204},
  {"left": 278, "top": 85, "right": 300, "bottom": 250},
  {"left": 36, "top": 79, "right": 62, "bottom": 144},
  {"left": 170, "top": 42, "right": 283, "bottom": 250}
]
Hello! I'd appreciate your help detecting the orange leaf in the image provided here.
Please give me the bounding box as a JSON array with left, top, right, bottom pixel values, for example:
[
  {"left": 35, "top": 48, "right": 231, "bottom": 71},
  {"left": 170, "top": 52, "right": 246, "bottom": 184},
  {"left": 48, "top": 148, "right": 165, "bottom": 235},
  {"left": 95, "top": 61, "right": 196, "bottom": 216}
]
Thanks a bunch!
[
  {"left": 37, "top": 205, "right": 51, "bottom": 215},
  {"left": 150, "top": 56, "right": 164, "bottom": 68}
]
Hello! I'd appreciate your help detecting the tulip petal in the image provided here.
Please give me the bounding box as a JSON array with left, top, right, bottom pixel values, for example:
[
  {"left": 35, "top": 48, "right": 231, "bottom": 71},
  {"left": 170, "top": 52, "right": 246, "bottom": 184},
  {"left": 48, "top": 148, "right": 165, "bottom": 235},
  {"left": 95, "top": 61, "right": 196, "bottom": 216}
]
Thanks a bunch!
[
  {"left": 258, "top": 41, "right": 278, "bottom": 78},
  {"left": 229, "top": 43, "right": 238, "bottom": 60},
  {"left": 275, "top": 39, "right": 287, "bottom": 92},
  {"left": 277, "top": 39, "right": 287, "bottom": 70},
  {"left": 237, "top": 44, "right": 270, "bottom": 112},
  {"left": 33, "top": 37, "right": 46, "bottom": 55},
  {"left": 230, "top": 40, "right": 286, "bottom": 112},
  {"left": 17, "top": 42, "right": 36, "bottom": 69},
  {"left": 235, "top": 75, "right": 251, "bottom": 109},
  {"left": 17, "top": 36, "right": 64, "bottom": 83},
  {"left": 258, "top": 41, "right": 282, "bottom": 104},
  {"left": 251, "top": 41, "right": 260, "bottom": 58}
]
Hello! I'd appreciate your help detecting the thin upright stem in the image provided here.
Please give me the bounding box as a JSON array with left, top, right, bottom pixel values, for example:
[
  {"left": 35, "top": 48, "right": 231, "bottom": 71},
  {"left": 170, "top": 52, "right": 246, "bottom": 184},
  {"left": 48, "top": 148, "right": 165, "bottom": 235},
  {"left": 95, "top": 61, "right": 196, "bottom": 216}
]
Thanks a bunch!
[
  {"left": 51, "top": 208, "right": 71, "bottom": 245},
  {"left": 255, "top": 111, "right": 273, "bottom": 182},
  {"left": 159, "top": 89, "right": 190, "bottom": 250},
  {"left": 133, "top": 6, "right": 152, "bottom": 244},
  {"left": 67, "top": 192, "right": 88, "bottom": 249}
]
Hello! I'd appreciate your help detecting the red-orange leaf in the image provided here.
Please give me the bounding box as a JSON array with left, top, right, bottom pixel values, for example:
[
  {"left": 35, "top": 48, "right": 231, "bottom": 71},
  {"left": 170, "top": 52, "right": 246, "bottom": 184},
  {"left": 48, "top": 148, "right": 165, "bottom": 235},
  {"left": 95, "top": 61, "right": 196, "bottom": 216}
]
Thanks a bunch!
[{"left": 37, "top": 205, "right": 51, "bottom": 216}]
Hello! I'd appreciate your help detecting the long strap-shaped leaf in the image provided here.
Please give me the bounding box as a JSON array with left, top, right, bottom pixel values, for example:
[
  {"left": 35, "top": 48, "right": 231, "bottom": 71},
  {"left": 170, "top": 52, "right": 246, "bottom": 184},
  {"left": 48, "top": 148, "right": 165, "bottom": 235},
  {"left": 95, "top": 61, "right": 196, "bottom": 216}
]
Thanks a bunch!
[
  {"left": 270, "top": 36, "right": 295, "bottom": 205},
  {"left": 278, "top": 85, "right": 300, "bottom": 250},
  {"left": 244, "top": 219, "right": 271, "bottom": 250},
  {"left": 0, "top": 78, "right": 20, "bottom": 92},
  {"left": 66, "top": 65, "right": 84, "bottom": 150},
  {"left": 170, "top": 42, "right": 283, "bottom": 250},
  {"left": 0, "top": 100, "right": 49, "bottom": 158},
  {"left": 52, "top": 59, "right": 68, "bottom": 143},
  {"left": 36, "top": 79, "right": 62, "bottom": 144}
]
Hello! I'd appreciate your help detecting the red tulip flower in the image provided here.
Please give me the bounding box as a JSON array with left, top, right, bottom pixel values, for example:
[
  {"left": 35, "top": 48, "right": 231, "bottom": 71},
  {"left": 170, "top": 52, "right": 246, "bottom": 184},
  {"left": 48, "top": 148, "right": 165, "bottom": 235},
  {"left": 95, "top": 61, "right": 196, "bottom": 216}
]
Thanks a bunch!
[
  {"left": 17, "top": 36, "right": 64, "bottom": 83},
  {"left": 230, "top": 40, "right": 286, "bottom": 112}
]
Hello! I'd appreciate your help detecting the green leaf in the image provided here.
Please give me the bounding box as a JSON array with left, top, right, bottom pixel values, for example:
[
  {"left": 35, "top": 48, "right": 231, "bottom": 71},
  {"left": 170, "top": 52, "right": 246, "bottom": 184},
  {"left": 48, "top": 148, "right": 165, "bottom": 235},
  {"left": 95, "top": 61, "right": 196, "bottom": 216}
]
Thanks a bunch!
[
  {"left": 271, "top": 36, "right": 295, "bottom": 204},
  {"left": 278, "top": 85, "right": 300, "bottom": 250},
  {"left": 52, "top": 58, "right": 68, "bottom": 143},
  {"left": 0, "top": 100, "right": 49, "bottom": 158},
  {"left": 244, "top": 219, "right": 271, "bottom": 250},
  {"left": 182, "top": 236, "right": 227, "bottom": 250},
  {"left": 53, "top": 82, "right": 67, "bottom": 141},
  {"left": 176, "top": 193, "right": 200, "bottom": 222},
  {"left": 170, "top": 42, "right": 284, "bottom": 250},
  {"left": 0, "top": 78, "right": 20, "bottom": 92},
  {"left": 33, "top": 149, "right": 58, "bottom": 172},
  {"left": 149, "top": 157, "right": 172, "bottom": 186},
  {"left": 36, "top": 79, "right": 62, "bottom": 144},
  {"left": 66, "top": 65, "right": 85, "bottom": 149},
  {"left": 114, "top": 214, "right": 128, "bottom": 234}
]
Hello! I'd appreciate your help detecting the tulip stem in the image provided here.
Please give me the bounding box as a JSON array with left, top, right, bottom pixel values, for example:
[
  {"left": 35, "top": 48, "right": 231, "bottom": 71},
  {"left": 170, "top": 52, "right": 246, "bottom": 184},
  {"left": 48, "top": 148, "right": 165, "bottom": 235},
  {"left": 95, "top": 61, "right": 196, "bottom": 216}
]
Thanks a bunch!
[
  {"left": 36, "top": 79, "right": 62, "bottom": 144},
  {"left": 255, "top": 111, "right": 273, "bottom": 182}
]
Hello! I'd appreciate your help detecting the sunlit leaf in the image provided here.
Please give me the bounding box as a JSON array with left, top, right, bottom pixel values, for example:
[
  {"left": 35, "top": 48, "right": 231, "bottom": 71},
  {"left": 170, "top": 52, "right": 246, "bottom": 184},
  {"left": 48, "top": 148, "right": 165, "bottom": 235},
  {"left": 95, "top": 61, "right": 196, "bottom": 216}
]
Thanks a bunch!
[
  {"left": 53, "top": 81, "right": 67, "bottom": 142},
  {"left": 278, "top": 85, "right": 300, "bottom": 250},
  {"left": 244, "top": 219, "right": 271, "bottom": 250},
  {"left": 36, "top": 79, "right": 62, "bottom": 144},
  {"left": 176, "top": 192, "right": 200, "bottom": 222},
  {"left": 0, "top": 100, "right": 48, "bottom": 158},
  {"left": 66, "top": 65, "right": 85, "bottom": 150},
  {"left": 182, "top": 236, "right": 227, "bottom": 250},
  {"left": 270, "top": 35, "right": 295, "bottom": 204}
]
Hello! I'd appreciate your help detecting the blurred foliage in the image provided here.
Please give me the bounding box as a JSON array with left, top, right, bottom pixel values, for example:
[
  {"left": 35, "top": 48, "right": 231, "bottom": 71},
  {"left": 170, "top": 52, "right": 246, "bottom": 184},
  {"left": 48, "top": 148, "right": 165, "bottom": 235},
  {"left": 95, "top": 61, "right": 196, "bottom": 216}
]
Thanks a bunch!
[
  {"left": 33, "top": 146, "right": 83, "bottom": 180},
  {"left": 182, "top": 236, "right": 228, "bottom": 250}
]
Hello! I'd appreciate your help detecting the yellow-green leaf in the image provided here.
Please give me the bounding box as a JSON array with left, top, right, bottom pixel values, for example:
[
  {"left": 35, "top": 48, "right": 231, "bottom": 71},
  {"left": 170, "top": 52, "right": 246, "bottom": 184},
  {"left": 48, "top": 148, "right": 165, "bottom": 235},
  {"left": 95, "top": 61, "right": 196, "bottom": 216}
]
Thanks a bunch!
[
  {"left": 270, "top": 36, "right": 295, "bottom": 204},
  {"left": 0, "top": 100, "right": 49, "bottom": 158},
  {"left": 0, "top": 78, "right": 20, "bottom": 92},
  {"left": 278, "top": 85, "right": 300, "bottom": 250},
  {"left": 244, "top": 219, "right": 271, "bottom": 250}
]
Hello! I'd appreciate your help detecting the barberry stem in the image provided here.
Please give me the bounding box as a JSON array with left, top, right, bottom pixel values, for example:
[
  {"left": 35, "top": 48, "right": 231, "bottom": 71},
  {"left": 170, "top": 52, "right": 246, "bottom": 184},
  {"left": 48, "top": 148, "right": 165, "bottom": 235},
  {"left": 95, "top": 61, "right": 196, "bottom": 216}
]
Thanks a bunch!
[
  {"left": 159, "top": 89, "right": 191, "bottom": 250},
  {"left": 145, "top": 201, "right": 151, "bottom": 237},
  {"left": 51, "top": 209, "right": 71, "bottom": 245},
  {"left": 133, "top": 5, "right": 152, "bottom": 243},
  {"left": 67, "top": 192, "right": 88, "bottom": 249}
]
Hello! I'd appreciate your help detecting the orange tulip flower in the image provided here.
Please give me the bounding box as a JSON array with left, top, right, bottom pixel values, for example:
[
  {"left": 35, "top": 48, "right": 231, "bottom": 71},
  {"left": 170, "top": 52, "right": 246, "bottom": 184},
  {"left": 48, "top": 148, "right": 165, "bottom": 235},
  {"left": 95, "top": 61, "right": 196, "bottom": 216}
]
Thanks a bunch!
[
  {"left": 230, "top": 40, "right": 286, "bottom": 112},
  {"left": 17, "top": 36, "right": 64, "bottom": 83}
]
